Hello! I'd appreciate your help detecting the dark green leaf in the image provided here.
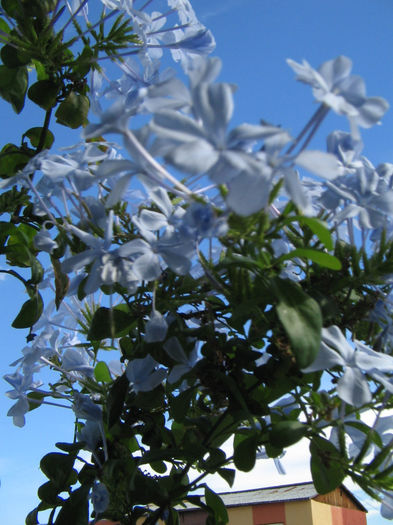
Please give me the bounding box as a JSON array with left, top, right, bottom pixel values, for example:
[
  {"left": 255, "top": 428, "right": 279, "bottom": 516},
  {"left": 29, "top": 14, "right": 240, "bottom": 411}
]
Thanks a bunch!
[
  {"left": 50, "top": 256, "right": 69, "bottom": 309},
  {"left": 150, "top": 461, "right": 167, "bottom": 474},
  {"left": 107, "top": 373, "right": 129, "bottom": 428},
  {"left": 217, "top": 468, "right": 235, "bottom": 487},
  {"left": 23, "top": 127, "right": 55, "bottom": 149},
  {"left": 205, "top": 487, "right": 228, "bottom": 524},
  {"left": 1, "top": 44, "right": 30, "bottom": 67},
  {"left": 25, "top": 507, "right": 39, "bottom": 525},
  {"left": 38, "top": 481, "right": 63, "bottom": 506},
  {"left": 269, "top": 420, "right": 307, "bottom": 448},
  {"left": 0, "top": 143, "right": 31, "bottom": 178},
  {"left": 28, "top": 80, "right": 59, "bottom": 110},
  {"left": 27, "top": 391, "right": 45, "bottom": 412},
  {"left": 0, "top": 65, "right": 28, "bottom": 113},
  {"left": 88, "top": 306, "right": 132, "bottom": 340},
  {"left": 273, "top": 278, "right": 322, "bottom": 368},
  {"left": 0, "top": 187, "right": 29, "bottom": 214},
  {"left": 54, "top": 485, "right": 90, "bottom": 525},
  {"left": 30, "top": 257, "right": 44, "bottom": 284},
  {"left": 233, "top": 433, "right": 257, "bottom": 472},
  {"left": 12, "top": 292, "right": 43, "bottom": 328},
  {"left": 171, "top": 388, "right": 195, "bottom": 422},
  {"left": 2, "top": 0, "right": 20, "bottom": 17},
  {"left": 56, "top": 442, "right": 84, "bottom": 454},
  {"left": 40, "top": 452, "right": 77, "bottom": 490},
  {"left": 310, "top": 436, "right": 345, "bottom": 494},
  {"left": 55, "top": 91, "right": 89, "bottom": 129}
]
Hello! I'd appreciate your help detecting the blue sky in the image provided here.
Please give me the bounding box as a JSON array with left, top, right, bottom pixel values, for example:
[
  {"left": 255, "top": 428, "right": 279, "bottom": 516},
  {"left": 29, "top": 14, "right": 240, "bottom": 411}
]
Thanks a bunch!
[{"left": 1, "top": 0, "right": 393, "bottom": 523}]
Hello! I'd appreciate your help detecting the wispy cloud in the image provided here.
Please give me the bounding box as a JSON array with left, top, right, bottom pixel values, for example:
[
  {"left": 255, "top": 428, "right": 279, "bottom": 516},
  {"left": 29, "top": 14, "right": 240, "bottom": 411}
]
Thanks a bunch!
[{"left": 197, "top": 0, "right": 254, "bottom": 22}]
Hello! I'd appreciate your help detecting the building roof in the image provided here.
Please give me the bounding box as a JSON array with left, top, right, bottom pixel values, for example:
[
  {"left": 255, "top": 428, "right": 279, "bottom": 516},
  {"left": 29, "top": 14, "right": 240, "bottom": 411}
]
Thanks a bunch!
[
  {"left": 181, "top": 481, "right": 367, "bottom": 512},
  {"left": 216, "top": 481, "right": 319, "bottom": 507}
]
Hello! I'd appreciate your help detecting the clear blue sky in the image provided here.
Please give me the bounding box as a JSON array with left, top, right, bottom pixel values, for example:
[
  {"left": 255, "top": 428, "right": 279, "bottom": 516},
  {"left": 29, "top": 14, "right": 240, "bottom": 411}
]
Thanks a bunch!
[{"left": 1, "top": 0, "right": 393, "bottom": 523}]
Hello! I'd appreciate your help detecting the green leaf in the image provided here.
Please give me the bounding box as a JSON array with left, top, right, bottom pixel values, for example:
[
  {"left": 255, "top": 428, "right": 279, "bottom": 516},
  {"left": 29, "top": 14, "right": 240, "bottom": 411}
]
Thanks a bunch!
[
  {"left": 38, "top": 481, "right": 63, "bottom": 506},
  {"left": 32, "top": 59, "right": 48, "bottom": 81},
  {"left": 51, "top": 256, "right": 69, "bottom": 309},
  {"left": 1, "top": 0, "right": 20, "bottom": 17},
  {"left": 30, "top": 257, "right": 44, "bottom": 284},
  {"left": 56, "top": 442, "right": 84, "bottom": 454},
  {"left": 25, "top": 508, "right": 39, "bottom": 525},
  {"left": 94, "top": 361, "right": 112, "bottom": 383},
  {"left": 0, "top": 65, "right": 28, "bottom": 113},
  {"left": 55, "top": 91, "right": 89, "bottom": 129},
  {"left": 205, "top": 487, "right": 228, "bottom": 524},
  {"left": 233, "top": 433, "right": 258, "bottom": 472},
  {"left": 12, "top": 292, "right": 43, "bottom": 328},
  {"left": 27, "top": 391, "right": 46, "bottom": 412},
  {"left": 0, "top": 143, "right": 31, "bottom": 178},
  {"left": 0, "top": 19, "right": 11, "bottom": 40},
  {"left": 217, "top": 468, "right": 236, "bottom": 487},
  {"left": 297, "top": 216, "right": 334, "bottom": 250},
  {"left": 88, "top": 306, "right": 132, "bottom": 340},
  {"left": 310, "top": 436, "right": 345, "bottom": 494},
  {"left": 0, "top": 187, "right": 29, "bottom": 214},
  {"left": 1, "top": 43, "right": 30, "bottom": 68},
  {"left": 150, "top": 461, "right": 167, "bottom": 474},
  {"left": 40, "top": 453, "right": 77, "bottom": 490},
  {"left": 171, "top": 388, "right": 195, "bottom": 422},
  {"left": 28, "top": 80, "right": 59, "bottom": 110},
  {"left": 281, "top": 248, "right": 342, "bottom": 270},
  {"left": 273, "top": 278, "right": 322, "bottom": 368},
  {"left": 54, "top": 485, "right": 90, "bottom": 525},
  {"left": 269, "top": 420, "right": 307, "bottom": 448},
  {"left": 23, "top": 127, "right": 55, "bottom": 149},
  {"left": 107, "top": 373, "right": 129, "bottom": 428}
]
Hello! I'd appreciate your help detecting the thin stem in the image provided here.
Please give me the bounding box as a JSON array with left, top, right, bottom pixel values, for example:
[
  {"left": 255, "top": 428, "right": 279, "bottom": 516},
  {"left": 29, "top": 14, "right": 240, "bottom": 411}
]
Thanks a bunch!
[
  {"left": 59, "top": 0, "right": 89, "bottom": 34},
  {"left": 61, "top": 8, "right": 117, "bottom": 48},
  {"left": 296, "top": 105, "right": 330, "bottom": 154},
  {"left": 36, "top": 108, "right": 53, "bottom": 153},
  {"left": 122, "top": 128, "right": 193, "bottom": 197},
  {"left": 0, "top": 269, "right": 27, "bottom": 286},
  {"left": 147, "top": 23, "right": 190, "bottom": 37},
  {"left": 347, "top": 217, "right": 355, "bottom": 246},
  {"left": 25, "top": 177, "right": 59, "bottom": 226},
  {"left": 285, "top": 103, "right": 328, "bottom": 155},
  {"left": 28, "top": 397, "right": 73, "bottom": 410}
]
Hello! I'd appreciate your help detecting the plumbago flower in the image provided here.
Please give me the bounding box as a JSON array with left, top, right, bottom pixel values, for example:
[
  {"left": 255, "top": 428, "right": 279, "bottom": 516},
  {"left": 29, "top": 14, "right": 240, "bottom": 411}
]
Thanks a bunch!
[
  {"left": 302, "top": 326, "right": 393, "bottom": 407},
  {"left": 4, "top": 2, "right": 393, "bottom": 523},
  {"left": 287, "top": 55, "right": 389, "bottom": 136}
]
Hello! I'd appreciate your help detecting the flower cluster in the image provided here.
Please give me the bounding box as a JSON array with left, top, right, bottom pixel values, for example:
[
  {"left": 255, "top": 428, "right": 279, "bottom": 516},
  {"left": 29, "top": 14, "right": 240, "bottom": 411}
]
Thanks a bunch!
[{"left": 2, "top": 1, "right": 393, "bottom": 523}]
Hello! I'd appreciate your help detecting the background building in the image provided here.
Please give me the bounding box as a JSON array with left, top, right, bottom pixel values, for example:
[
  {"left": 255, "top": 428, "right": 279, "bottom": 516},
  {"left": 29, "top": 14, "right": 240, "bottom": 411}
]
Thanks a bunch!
[{"left": 179, "top": 481, "right": 368, "bottom": 525}]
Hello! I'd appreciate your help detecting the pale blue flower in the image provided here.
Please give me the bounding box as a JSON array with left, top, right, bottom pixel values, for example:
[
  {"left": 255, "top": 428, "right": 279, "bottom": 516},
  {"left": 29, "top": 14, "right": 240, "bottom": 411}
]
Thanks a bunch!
[
  {"left": 126, "top": 355, "right": 167, "bottom": 393},
  {"left": 303, "top": 326, "right": 393, "bottom": 407},
  {"left": 320, "top": 157, "right": 393, "bottom": 229},
  {"left": 77, "top": 420, "right": 102, "bottom": 451},
  {"left": 4, "top": 371, "right": 43, "bottom": 427},
  {"left": 287, "top": 56, "right": 389, "bottom": 133},
  {"left": 152, "top": 68, "right": 284, "bottom": 182},
  {"left": 62, "top": 348, "right": 94, "bottom": 378},
  {"left": 145, "top": 310, "right": 168, "bottom": 343},
  {"left": 91, "top": 482, "right": 110, "bottom": 514},
  {"left": 34, "top": 228, "right": 58, "bottom": 254},
  {"left": 73, "top": 392, "right": 102, "bottom": 421},
  {"left": 62, "top": 211, "right": 140, "bottom": 293},
  {"left": 164, "top": 337, "right": 198, "bottom": 383}
]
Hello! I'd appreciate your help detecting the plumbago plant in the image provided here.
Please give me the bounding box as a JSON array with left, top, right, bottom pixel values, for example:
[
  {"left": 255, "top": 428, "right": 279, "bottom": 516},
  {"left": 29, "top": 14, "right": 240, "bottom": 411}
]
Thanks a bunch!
[{"left": 3, "top": 1, "right": 393, "bottom": 524}]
